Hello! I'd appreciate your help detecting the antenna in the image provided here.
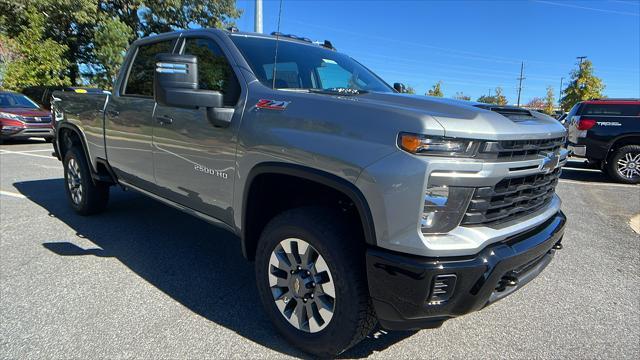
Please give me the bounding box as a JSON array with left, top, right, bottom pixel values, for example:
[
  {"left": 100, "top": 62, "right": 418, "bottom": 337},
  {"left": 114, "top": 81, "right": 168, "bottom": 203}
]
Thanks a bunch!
[
  {"left": 516, "top": 61, "right": 525, "bottom": 107},
  {"left": 271, "top": 0, "right": 284, "bottom": 90}
]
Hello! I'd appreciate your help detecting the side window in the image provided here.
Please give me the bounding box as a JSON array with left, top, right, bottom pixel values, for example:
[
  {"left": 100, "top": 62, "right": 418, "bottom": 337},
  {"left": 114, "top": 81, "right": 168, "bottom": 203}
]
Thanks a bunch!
[
  {"left": 182, "top": 37, "right": 240, "bottom": 106},
  {"left": 124, "top": 40, "right": 174, "bottom": 97}
]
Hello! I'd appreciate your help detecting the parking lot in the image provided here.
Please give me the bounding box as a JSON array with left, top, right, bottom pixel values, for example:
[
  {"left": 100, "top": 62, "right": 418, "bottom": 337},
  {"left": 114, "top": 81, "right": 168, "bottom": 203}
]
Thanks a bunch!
[{"left": 1, "top": 139, "right": 638, "bottom": 359}]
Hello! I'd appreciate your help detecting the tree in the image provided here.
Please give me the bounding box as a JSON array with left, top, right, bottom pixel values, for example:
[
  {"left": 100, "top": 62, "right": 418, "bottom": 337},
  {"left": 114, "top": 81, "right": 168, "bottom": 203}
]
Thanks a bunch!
[
  {"left": 452, "top": 92, "right": 471, "bottom": 101},
  {"left": 494, "top": 87, "right": 508, "bottom": 105},
  {"left": 544, "top": 86, "right": 555, "bottom": 115},
  {"left": 1, "top": 6, "right": 70, "bottom": 90},
  {"left": 477, "top": 87, "right": 508, "bottom": 105},
  {"left": 426, "top": 80, "right": 443, "bottom": 97},
  {"left": 560, "top": 59, "right": 605, "bottom": 111},
  {"left": 404, "top": 85, "right": 416, "bottom": 94},
  {"left": 1, "top": 0, "right": 242, "bottom": 87},
  {"left": 140, "top": 0, "right": 241, "bottom": 36},
  {"left": 0, "top": 35, "right": 20, "bottom": 87},
  {"left": 525, "top": 97, "right": 545, "bottom": 109},
  {"left": 84, "top": 17, "right": 134, "bottom": 90}
]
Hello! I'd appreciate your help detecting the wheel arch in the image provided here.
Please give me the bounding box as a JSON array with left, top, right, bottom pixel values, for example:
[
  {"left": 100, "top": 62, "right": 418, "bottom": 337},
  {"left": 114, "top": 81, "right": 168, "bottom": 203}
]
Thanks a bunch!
[
  {"left": 241, "top": 162, "right": 377, "bottom": 261},
  {"left": 57, "top": 123, "right": 116, "bottom": 184},
  {"left": 606, "top": 133, "right": 640, "bottom": 162}
]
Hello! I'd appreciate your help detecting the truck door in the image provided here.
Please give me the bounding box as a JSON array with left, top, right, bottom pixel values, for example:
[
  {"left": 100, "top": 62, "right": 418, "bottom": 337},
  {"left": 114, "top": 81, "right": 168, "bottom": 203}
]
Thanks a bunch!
[
  {"left": 105, "top": 38, "right": 176, "bottom": 188},
  {"left": 152, "top": 35, "right": 243, "bottom": 225}
]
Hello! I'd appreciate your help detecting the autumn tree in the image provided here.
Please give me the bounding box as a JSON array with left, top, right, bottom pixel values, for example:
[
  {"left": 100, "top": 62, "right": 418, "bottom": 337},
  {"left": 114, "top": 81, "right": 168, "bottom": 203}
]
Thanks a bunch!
[
  {"left": 426, "top": 81, "right": 443, "bottom": 97},
  {"left": 477, "top": 87, "right": 508, "bottom": 105},
  {"left": 544, "top": 86, "right": 555, "bottom": 115},
  {"left": 560, "top": 59, "right": 605, "bottom": 111},
  {"left": 525, "top": 97, "right": 545, "bottom": 109}
]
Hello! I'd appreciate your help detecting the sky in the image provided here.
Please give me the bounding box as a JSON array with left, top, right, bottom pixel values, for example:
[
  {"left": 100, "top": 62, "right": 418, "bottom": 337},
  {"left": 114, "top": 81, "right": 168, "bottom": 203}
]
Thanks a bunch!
[{"left": 233, "top": 0, "right": 640, "bottom": 105}]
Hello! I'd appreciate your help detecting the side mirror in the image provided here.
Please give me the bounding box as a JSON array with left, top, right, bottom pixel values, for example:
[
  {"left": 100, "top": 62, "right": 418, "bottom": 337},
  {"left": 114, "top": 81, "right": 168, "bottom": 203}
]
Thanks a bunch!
[
  {"left": 154, "top": 53, "right": 223, "bottom": 109},
  {"left": 393, "top": 82, "right": 406, "bottom": 93}
]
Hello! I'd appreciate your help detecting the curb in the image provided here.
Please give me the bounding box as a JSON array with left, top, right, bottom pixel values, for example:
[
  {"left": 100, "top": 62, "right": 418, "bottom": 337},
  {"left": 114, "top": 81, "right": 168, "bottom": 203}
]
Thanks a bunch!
[{"left": 631, "top": 214, "right": 640, "bottom": 235}]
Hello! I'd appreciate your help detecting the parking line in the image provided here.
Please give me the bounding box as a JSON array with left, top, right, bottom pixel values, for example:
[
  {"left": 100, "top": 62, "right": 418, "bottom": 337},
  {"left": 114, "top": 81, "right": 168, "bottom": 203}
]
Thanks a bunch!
[
  {"left": 0, "top": 150, "right": 56, "bottom": 159},
  {"left": 0, "top": 190, "right": 26, "bottom": 199},
  {"left": 558, "top": 179, "right": 639, "bottom": 188}
]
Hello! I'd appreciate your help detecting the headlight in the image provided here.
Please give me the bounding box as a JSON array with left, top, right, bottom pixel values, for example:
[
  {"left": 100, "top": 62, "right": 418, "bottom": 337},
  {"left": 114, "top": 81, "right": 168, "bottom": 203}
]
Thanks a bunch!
[
  {"left": 398, "top": 132, "right": 476, "bottom": 157},
  {"left": 0, "top": 112, "right": 24, "bottom": 121},
  {"left": 421, "top": 185, "right": 474, "bottom": 234}
]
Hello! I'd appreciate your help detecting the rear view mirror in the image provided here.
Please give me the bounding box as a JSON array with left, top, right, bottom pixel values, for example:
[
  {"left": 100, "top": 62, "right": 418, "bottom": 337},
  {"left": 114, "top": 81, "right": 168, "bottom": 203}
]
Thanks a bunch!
[
  {"left": 154, "top": 53, "right": 223, "bottom": 109},
  {"left": 393, "top": 82, "right": 406, "bottom": 93}
]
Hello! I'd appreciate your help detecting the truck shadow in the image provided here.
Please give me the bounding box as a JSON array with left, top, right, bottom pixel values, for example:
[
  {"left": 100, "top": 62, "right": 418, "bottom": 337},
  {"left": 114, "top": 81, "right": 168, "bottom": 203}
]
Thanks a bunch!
[
  {"left": 559, "top": 158, "right": 616, "bottom": 184},
  {"left": 14, "top": 178, "right": 414, "bottom": 358}
]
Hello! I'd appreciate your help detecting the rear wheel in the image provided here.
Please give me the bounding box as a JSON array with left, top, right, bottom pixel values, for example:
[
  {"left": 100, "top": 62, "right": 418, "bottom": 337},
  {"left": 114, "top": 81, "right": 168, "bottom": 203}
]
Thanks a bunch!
[
  {"left": 63, "top": 146, "right": 110, "bottom": 214},
  {"left": 255, "top": 207, "right": 376, "bottom": 357},
  {"left": 606, "top": 145, "right": 640, "bottom": 184}
]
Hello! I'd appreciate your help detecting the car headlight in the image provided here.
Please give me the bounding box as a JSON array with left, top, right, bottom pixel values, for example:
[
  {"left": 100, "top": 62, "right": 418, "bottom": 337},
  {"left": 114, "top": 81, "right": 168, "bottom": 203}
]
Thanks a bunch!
[
  {"left": 421, "top": 185, "right": 474, "bottom": 234},
  {"left": 398, "top": 132, "right": 476, "bottom": 157},
  {"left": 0, "top": 112, "right": 24, "bottom": 121}
]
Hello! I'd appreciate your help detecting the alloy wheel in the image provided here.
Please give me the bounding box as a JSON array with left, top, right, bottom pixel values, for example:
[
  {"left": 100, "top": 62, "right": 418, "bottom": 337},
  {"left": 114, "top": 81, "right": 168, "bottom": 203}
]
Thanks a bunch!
[
  {"left": 616, "top": 152, "right": 640, "bottom": 180},
  {"left": 67, "top": 158, "right": 83, "bottom": 205},
  {"left": 268, "top": 238, "right": 336, "bottom": 333}
]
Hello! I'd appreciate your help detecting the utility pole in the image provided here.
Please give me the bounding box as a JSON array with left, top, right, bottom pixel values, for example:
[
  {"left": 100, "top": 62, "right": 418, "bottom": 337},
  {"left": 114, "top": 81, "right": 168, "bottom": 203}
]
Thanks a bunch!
[
  {"left": 576, "top": 56, "right": 587, "bottom": 65},
  {"left": 516, "top": 61, "right": 525, "bottom": 107},
  {"left": 254, "top": 0, "right": 263, "bottom": 33},
  {"left": 558, "top": 77, "right": 564, "bottom": 106}
]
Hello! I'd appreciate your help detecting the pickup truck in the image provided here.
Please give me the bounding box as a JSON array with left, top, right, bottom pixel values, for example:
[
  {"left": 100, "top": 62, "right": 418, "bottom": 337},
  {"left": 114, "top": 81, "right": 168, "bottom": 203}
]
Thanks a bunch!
[{"left": 51, "top": 29, "right": 568, "bottom": 357}]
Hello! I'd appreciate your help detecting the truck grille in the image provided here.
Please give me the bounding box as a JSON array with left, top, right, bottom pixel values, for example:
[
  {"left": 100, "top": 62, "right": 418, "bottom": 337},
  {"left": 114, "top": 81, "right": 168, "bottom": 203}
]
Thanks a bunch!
[
  {"left": 477, "top": 137, "right": 564, "bottom": 161},
  {"left": 461, "top": 168, "right": 560, "bottom": 226}
]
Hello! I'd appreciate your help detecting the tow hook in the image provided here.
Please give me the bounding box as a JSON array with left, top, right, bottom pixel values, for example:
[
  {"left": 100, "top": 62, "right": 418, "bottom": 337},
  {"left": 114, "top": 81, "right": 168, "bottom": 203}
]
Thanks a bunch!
[
  {"left": 496, "top": 272, "right": 519, "bottom": 292},
  {"left": 552, "top": 241, "right": 563, "bottom": 250}
]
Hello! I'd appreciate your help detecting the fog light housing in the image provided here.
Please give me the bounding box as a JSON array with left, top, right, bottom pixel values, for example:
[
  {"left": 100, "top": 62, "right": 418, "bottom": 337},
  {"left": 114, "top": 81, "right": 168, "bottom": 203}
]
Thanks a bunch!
[
  {"left": 428, "top": 274, "right": 457, "bottom": 304},
  {"left": 421, "top": 185, "right": 473, "bottom": 234}
]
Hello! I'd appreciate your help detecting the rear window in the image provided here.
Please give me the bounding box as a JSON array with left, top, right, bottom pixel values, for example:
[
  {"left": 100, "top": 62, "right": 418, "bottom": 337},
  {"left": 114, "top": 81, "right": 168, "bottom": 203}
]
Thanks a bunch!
[
  {"left": 580, "top": 103, "right": 640, "bottom": 117},
  {"left": 124, "top": 40, "right": 174, "bottom": 97}
]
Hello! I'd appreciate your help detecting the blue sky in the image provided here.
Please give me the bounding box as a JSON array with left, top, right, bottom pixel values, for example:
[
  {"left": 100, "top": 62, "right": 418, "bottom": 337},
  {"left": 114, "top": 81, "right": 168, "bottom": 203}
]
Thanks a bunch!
[{"left": 234, "top": 0, "right": 640, "bottom": 104}]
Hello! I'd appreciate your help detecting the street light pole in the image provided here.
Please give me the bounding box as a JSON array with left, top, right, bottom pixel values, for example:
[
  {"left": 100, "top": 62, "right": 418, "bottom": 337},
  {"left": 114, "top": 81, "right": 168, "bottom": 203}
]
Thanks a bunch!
[
  {"left": 254, "top": 0, "right": 263, "bottom": 33},
  {"left": 558, "top": 77, "right": 564, "bottom": 106}
]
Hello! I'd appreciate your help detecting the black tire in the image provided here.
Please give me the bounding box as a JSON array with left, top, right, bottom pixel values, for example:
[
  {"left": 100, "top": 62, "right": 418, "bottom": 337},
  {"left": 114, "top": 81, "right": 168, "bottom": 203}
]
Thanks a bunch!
[
  {"left": 255, "top": 207, "right": 376, "bottom": 357},
  {"left": 63, "top": 146, "right": 110, "bottom": 215},
  {"left": 606, "top": 145, "right": 640, "bottom": 184}
]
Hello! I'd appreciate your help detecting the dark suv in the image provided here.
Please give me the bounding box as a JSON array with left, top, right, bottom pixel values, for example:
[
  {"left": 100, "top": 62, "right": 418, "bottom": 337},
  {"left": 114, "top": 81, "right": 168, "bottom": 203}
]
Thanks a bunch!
[{"left": 566, "top": 99, "right": 640, "bottom": 184}]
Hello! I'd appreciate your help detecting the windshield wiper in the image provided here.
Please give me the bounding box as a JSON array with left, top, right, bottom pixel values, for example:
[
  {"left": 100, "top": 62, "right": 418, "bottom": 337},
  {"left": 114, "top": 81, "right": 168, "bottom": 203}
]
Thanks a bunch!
[{"left": 309, "top": 88, "right": 368, "bottom": 96}]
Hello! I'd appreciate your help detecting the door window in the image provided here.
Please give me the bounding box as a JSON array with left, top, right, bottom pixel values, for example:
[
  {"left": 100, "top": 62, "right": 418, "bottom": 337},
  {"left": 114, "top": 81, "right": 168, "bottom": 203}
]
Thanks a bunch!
[
  {"left": 124, "top": 40, "right": 174, "bottom": 97},
  {"left": 181, "top": 37, "right": 240, "bottom": 106}
]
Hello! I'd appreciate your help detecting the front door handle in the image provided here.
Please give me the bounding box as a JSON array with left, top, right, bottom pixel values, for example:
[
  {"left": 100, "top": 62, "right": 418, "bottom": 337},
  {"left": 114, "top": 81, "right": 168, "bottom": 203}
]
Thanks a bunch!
[{"left": 155, "top": 115, "right": 173, "bottom": 125}]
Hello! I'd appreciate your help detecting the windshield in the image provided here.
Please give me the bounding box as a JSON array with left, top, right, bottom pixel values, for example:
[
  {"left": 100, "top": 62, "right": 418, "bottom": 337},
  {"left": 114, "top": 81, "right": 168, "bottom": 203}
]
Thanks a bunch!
[
  {"left": 0, "top": 93, "right": 40, "bottom": 109},
  {"left": 230, "top": 35, "right": 392, "bottom": 93}
]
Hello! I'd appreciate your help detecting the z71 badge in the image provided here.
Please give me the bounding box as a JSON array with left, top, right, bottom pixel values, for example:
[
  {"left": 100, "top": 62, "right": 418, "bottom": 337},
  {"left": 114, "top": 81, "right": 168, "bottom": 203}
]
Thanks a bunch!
[{"left": 256, "top": 99, "right": 290, "bottom": 110}]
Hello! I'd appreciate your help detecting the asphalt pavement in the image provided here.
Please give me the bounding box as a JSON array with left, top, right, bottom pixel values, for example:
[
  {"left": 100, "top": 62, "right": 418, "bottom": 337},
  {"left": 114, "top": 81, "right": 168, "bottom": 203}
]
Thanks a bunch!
[{"left": 1, "top": 139, "right": 639, "bottom": 359}]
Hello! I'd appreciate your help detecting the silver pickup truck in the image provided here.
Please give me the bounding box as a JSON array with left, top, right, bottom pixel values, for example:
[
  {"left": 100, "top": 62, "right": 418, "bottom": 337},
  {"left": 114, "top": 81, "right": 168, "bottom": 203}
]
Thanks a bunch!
[{"left": 52, "top": 28, "right": 568, "bottom": 357}]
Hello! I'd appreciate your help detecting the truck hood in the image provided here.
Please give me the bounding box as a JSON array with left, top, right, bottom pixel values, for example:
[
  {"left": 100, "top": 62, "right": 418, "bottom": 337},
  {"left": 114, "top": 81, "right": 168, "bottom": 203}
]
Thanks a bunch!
[{"left": 356, "top": 92, "right": 566, "bottom": 141}]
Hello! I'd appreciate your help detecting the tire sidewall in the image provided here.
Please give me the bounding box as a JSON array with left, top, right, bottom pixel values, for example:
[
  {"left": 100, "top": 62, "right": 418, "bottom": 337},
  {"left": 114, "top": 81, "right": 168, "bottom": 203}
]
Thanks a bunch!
[{"left": 255, "top": 210, "right": 368, "bottom": 355}]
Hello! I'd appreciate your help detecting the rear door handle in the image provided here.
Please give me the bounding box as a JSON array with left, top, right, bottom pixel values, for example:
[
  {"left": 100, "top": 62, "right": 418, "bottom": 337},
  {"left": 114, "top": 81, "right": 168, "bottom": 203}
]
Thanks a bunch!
[{"left": 155, "top": 115, "right": 173, "bottom": 125}]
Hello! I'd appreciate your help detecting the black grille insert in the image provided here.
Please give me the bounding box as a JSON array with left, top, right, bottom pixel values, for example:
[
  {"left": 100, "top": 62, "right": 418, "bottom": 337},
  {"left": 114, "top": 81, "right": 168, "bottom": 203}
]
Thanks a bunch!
[
  {"left": 462, "top": 168, "right": 560, "bottom": 226},
  {"left": 477, "top": 137, "right": 564, "bottom": 161}
]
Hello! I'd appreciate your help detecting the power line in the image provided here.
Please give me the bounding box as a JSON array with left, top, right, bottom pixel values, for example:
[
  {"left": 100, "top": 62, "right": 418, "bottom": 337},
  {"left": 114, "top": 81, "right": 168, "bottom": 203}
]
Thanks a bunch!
[{"left": 516, "top": 62, "right": 526, "bottom": 107}]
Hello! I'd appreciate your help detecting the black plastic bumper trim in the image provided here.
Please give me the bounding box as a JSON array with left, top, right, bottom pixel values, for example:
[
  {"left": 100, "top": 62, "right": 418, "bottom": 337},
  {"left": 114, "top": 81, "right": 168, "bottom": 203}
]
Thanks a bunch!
[{"left": 366, "top": 211, "right": 566, "bottom": 331}]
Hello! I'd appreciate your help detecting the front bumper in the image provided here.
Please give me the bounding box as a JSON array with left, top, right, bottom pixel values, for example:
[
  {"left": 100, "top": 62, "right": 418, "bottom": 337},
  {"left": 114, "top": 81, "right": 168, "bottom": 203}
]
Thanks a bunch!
[
  {"left": 1, "top": 126, "right": 54, "bottom": 139},
  {"left": 366, "top": 211, "right": 565, "bottom": 330}
]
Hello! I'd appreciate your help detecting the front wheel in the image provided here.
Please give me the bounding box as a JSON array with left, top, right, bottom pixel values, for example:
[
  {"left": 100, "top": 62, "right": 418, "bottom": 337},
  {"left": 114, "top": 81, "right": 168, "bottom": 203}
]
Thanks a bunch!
[
  {"left": 63, "top": 146, "right": 110, "bottom": 215},
  {"left": 255, "top": 207, "right": 376, "bottom": 357},
  {"left": 606, "top": 145, "right": 640, "bottom": 184}
]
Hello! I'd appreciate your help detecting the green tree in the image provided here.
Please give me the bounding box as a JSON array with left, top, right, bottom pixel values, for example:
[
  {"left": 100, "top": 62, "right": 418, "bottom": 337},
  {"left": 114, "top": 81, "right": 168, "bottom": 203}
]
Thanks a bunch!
[
  {"left": 1, "top": 6, "right": 70, "bottom": 90},
  {"left": 405, "top": 85, "right": 416, "bottom": 94},
  {"left": 452, "top": 91, "right": 471, "bottom": 101},
  {"left": 140, "top": 0, "right": 241, "bottom": 35},
  {"left": 426, "top": 80, "right": 443, "bottom": 97},
  {"left": 560, "top": 59, "right": 605, "bottom": 111},
  {"left": 85, "top": 17, "right": 134, "bottom": 90},
  {"left": 544, "top": 86, "right": 555, "bottom": 115}
]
